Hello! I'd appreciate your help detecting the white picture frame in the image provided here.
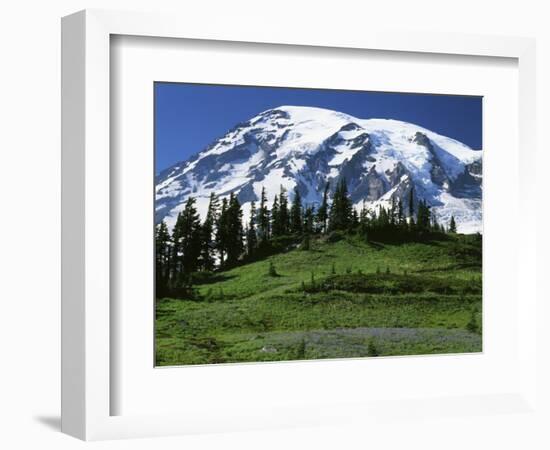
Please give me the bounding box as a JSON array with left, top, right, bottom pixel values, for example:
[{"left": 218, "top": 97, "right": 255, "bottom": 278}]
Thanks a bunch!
[{"left": 61, "top": 9, "right": 538, "bottom": 441}]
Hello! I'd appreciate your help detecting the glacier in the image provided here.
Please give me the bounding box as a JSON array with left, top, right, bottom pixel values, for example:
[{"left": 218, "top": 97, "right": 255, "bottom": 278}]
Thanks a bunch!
[{"left": 155, "top": 106, "right": 482, "bottom": 234}]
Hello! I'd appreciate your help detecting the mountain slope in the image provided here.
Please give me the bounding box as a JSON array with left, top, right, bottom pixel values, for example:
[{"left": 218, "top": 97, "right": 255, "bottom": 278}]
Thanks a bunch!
[{"left": 156, "top": 106, "right": 482, "bottom": 233}]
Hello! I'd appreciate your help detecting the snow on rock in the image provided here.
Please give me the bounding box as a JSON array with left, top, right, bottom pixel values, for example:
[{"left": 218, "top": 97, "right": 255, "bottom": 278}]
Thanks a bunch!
[{"left": 156, "top": 106, "right": 482, "bottom": 233}]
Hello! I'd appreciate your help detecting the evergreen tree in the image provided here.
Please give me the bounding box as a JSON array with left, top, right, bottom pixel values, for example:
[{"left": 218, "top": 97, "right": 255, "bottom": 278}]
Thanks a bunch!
[
  {"left": 271, "top": 194, "right": 281, "bottom": 237},
  {"left": 200, "top": 192, "right": 219, "bottom": 271},
  {"left": 328, "top": 178, "right": 352, "bottom": 232},
  {"left": 316, "top": 181, "right": 330, "bottom": 233},
  {"left": 390, "top": 197, "right": 397, "bottom": 226},
  {"left": 179, "top": 197, "right": 201, "bottom": 274},
  {"left": 431, "top": 213, "right": 440, "bottom": 233},
  {"left": 171, "top": 212, "right": 184, "bottom": 276},
  {"left": 225, "top": 193, "right": 244, "bottom": 265},
  {"left": 359, "top": 201, "right": 370, "bottom": 240},
  {"left": 303, "top": 205, "right": 315, "bottom": 234},
  {"left": 215, "top": 197, "right": 229, "bottom": 265},
  {"left": 278, "top": 186, "right": 290, "bottom": 235},
  {"left": 257, "top": 187, "right": 270, "bottom": 241},
  {"left": 155, "top": 221, "right": 171, "bottom": 296},
  {"left": 290, "top": 186, "right": 303, "bottom": 234},
  {"left": 246, "top": 200, "right": 258, "bottom": 256},
  {"left": 416, "top": 200, "right": 431, "bottom": 231},
  {"left": 449, "top": 215, "right": 457, "bottom": 233},
  {"left": 408, "top": 186, "right": 416, "bottom": 228},
  {"left": 408, "top": 186, "right": 415, "bottom": 217},
  {"left": 397, "top": 200, "right": 405, "bottom": 227}
]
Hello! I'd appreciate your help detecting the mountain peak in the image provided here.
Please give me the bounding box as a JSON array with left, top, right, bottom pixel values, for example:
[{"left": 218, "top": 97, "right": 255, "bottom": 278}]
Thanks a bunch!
[{"left": 156, "top": 107, "right": 482, "bottom": 233}]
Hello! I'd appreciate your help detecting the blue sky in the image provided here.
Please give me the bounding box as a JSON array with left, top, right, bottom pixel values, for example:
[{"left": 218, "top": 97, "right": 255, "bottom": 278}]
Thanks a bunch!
[{"left": 155, "top": 82, "right": 482, "bottom": 172}]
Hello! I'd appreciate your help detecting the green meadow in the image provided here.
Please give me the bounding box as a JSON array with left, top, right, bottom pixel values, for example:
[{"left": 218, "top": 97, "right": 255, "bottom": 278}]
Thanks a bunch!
[{"left": 155, "top": 233, "right": 482, "bottom": 366}]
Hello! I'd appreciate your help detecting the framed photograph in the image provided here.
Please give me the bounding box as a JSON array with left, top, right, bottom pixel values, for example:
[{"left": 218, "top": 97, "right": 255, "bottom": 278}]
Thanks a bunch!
[
  {"left": 153, "top": 82, "right": 483, "bottom": 367},
  {"left": 62, "top": 9, "right": 538, "bottom": 441}
]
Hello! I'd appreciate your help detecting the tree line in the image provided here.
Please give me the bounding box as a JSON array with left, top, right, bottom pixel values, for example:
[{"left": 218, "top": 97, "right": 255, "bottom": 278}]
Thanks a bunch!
[{"left": 155, "top": 178, "right": 458, "bottom": 296}]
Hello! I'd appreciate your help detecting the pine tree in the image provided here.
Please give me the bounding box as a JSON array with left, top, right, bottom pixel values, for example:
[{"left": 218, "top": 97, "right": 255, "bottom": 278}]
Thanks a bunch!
[
  {"left": 431, "top": 213, "right": 440, "bottom": 233},
  {"left": 278, "top": 186, "right": 290, "bottom": 235},
  {"left": 359, "top": 202, "right": 370, "bottom": 241},
  {"left": 316, "top": 181, "right": 330, "bottom": 233},
  {"left": 449, "top": 215, "right": 457, "bottom": 233},
  {"left": 303, "top": 205, "right": 315, "bottom": 234},
  {"left": 225, "top": 193, "right": 244, "bottom": 265},
  {"left": 408, "top": 186, "right": 415, "bottom": 217},
  {"left": 200, "top": 192, "right": 219, "bottom": 272},
  {"left": 216, "top": 197, "right": 229, "bottom": 265},
  {"left": 271, "top": 194, "right": 281, "bottom": 237},
  {"left": 328, "top": 178, "right": 352, "bottom": 232},
  {"left": 416, "top": 200, "right": 431, "bottom": 231},
  {"left": 155, "top": 221, "right": 171, "bottom": 296},
  {"left": 171, "top": 212, "right": 185, "bottom": 276},
  {"left": 257, "top": 187, "right": 270, "bottom": 241},
  {"left": 246, "top": 200, "right": 258, "bottom": 256},
  {"left": 390, "top": 197, "right": 397, "bottom": 226},
  {"left": 397, "top": 200, "right": 405, "bottom": 227},
  {"left": 178, "top": 197, "right": 202, "bottom": 274},
  {"left": 290, "top": 186, "right": 303, "bottom": 234},
  {"left": 408, "top": 186, "right": 416, "bottom": 229}
]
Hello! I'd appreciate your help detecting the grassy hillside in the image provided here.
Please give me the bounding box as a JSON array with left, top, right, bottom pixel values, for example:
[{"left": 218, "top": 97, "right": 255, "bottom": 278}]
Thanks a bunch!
[{"left": 156, "top": 233, "right": 482, "bottom": 366}]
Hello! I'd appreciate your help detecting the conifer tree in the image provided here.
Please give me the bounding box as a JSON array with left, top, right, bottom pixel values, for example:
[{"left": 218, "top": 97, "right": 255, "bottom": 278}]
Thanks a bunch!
[
  {"left": 290, "top": 186, "right": 303, "bottom": 234},
  {"left": 397, "top": 199, "right": 405, "bottom": 227},
  {"left": 303, "top": 205, "right": 315, "bottom": 234},
  {"left": 431, "top": 214, "right": 440, "bottom": 233},
  {"left": 246, "top": 200, "right": 258, "bottom": 256},
  {"left": 225, "top": 193, "right": 244, "bottom": 265},
  {"left": 178, "top": 197, "right": 202, "bottom": 274},
  {"left": 359, "top": 201, "right": 370, "bottom": 240},
  {"left": 316, "top": 181, "right": 330, "bottom": 233},
  {"left": 449, "top": 215, "right": 457, "bottom": 233},
  {"left": 328, "top": 178, "right": 352, "bottom": 232},
  {"left": 390, "top": 197, "right": 397, "bottom": 226},
  {"left": 200, "top": 192, "right": 219, "bottom": 272},
  {"left": 271, "top": 194, "right": 281, "bottom": 237},
  {"left": 408, "top": 186, "right": 415, "bottom": 217},
  {"left": 155, "top": 221, "right": 171, "bottom": 296},
  {"left": 257, "top": 187, "right": 270, "bottom": 241},
  {"left": 408, "top": 186, "right": 416, "bottom": 229},
  {"left": 416, "top": 200, "right": 431, "bottom": 231},
  {"left": 278, "top": 186, "right": 290, "bottom": 235},
  {"left": 216, "top": 197, "right": 229, "bottom": 265},
  {"left": 171, "top": 212, "right": 185, "bottom": 276}
]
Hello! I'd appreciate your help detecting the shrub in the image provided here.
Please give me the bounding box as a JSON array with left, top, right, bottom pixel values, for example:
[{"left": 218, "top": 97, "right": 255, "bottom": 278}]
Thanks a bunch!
[
  {"left": 268, "top": 261, "right": 279, "bottom": 277},
  {"left": 367, "top": 339, "right": 379, "bottom": 357}
]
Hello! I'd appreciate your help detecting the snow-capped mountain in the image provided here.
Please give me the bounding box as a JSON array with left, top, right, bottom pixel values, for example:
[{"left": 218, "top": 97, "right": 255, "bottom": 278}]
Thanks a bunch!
[{"left": 156, "top": 106, "right": 482, "bottom": 233}]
